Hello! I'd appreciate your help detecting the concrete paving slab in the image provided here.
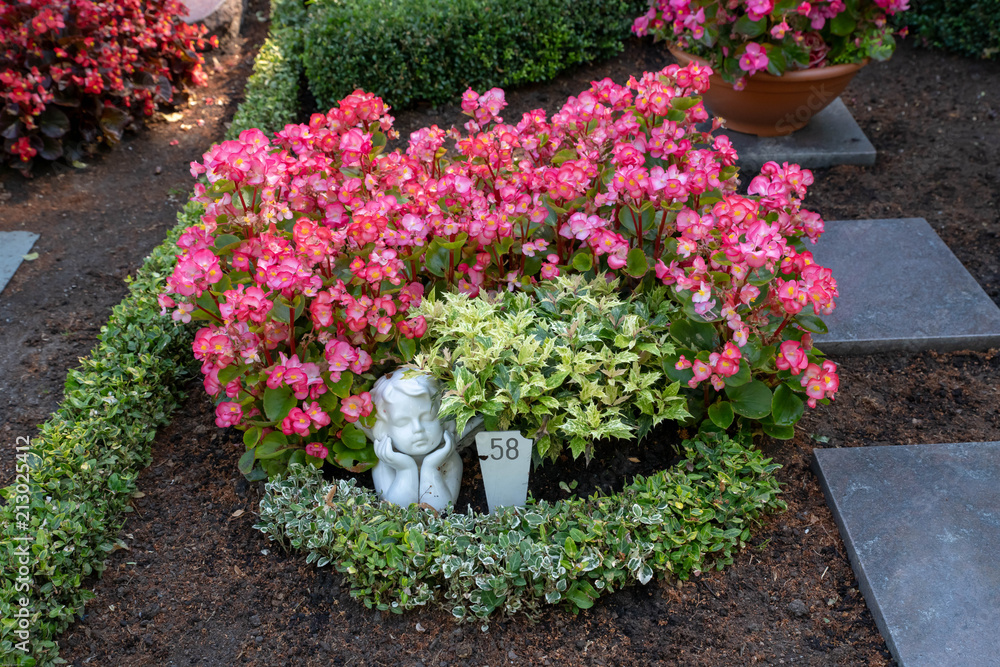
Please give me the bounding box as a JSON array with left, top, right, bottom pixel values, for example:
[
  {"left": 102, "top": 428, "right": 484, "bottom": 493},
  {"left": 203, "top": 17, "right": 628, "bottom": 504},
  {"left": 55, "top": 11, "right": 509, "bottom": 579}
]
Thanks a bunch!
[
  {"left": 0, "top": 231, "right": 39, "bottom": 296},
  {"left": 809, "top": 218, "right": 1000, "bottom": 354},
  {"left": 813, "top": 443, "right": 1000, "bottom": 667},
  {"left": 720, "top": 98, "right": 875, "bottom": 173}
]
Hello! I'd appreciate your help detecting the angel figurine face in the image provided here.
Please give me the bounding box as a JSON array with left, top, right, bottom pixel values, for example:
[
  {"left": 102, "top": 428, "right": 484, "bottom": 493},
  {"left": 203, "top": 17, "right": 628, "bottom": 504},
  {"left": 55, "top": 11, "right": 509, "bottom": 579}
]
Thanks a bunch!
[{"left": 376, "top": 382, "right": 445, "bottom": 458}]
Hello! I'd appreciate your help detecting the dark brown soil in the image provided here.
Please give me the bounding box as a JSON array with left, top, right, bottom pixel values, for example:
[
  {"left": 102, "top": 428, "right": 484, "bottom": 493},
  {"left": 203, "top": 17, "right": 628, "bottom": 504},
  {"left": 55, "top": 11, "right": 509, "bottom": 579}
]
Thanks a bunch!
[{"left": 2, "top": 24, "right": 1000, "bottom": 667}]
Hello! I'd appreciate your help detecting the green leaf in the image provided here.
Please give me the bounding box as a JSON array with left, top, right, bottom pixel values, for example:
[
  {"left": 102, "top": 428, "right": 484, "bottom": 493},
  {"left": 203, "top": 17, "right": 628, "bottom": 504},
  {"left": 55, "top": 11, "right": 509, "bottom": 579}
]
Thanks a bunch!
[
  {"left": 762, "top": 421, "right": 796, "bottom": 439},
  {"left": 329, "top": 372, "right": 354, "bottom": 399},
  {"left": 565, "top": 584, "right": 595, "bottom": 610},
  {"left": 257, "top": 431, "right": 289, "bottom": 458},
  {"left": 707, "top": 401, "right": 734, "bottom": 429},
  {"left": 723, "top": 359, "right": 751, "bottom": 387},
  {"left": 571, "top": 252, "right": 594, "bottom": 272},
  {"left": 725, "top": 380, "right": 773, "bottom": 419},
  {"left": 398, "top": 336, "right": 417, "bottom": 362},
  {"left": 794, "top": 313, "right": 829, "bottom": 334},
  {"left": 238, "top": 448, "right": 256, "bottom": 475},
  {"left": 623, "top": 247, "right": 648, "bottom": 278},
  {"left": 263, "top": 385, "right": 296, "bottom": 422},
  {"left": 341, "top": 423, "right": 368, "bottom": 450},
  {"left": 38, "top": 107, "right": 70, "bottom": 138},
  {"left": 214, "top": 233, "right": 241, "bottom": 252},
  {"left": 771, "top": 383, "right": 805, "bottom": 426},
  {"left": 243, "top": 426, "right": 262, "bottom": 448},
  {"left": 734, "top": 15, "right": 766, "bottom": 38},
  {"left": 217, "top": 363, "right": 243, "bottom": 386},
  {"left": 670, "top": 320, "right": 716, "bottom": 350},
  {"left": 830, "top": 12, "right": 857, "bottom": 36},
  {"left": 551, "top": 148, "right": 577, "bottom": 165}
]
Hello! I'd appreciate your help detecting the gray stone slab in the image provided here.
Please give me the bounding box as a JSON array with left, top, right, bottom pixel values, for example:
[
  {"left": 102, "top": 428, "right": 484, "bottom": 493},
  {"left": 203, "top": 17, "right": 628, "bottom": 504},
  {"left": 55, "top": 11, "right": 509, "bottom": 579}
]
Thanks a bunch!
[
  {"left": 812, "top": 443, "right": 1000, "bottom": 667},
  {"left": 809, "top": 218, "right": 1000, "bottom": 354},
  {"left": 720, "top": 98, "right": 875, "bottom": 172},
  {"left": 0, "top": 232, "right": 39, "bottom": 296}
]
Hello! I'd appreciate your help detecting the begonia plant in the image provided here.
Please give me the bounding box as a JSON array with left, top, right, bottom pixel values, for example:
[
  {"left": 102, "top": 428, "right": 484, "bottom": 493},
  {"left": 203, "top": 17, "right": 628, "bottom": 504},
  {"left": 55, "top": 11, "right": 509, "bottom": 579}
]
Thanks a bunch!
[
  {"left": 1, "top": 0, "right": 214, "bottom": 173},
  {"left": 163, "top": 61, "right": 839, "bottom": 481},
  {"left": 633, "top": 0, "right": 909, "bottom": 87}
]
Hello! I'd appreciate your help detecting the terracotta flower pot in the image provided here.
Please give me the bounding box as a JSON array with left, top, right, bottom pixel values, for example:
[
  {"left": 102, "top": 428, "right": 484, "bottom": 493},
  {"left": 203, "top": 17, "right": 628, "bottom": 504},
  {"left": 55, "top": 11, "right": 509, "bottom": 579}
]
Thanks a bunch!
[{"left": 669, "top": 47, "right": 866, "bottom": 137}]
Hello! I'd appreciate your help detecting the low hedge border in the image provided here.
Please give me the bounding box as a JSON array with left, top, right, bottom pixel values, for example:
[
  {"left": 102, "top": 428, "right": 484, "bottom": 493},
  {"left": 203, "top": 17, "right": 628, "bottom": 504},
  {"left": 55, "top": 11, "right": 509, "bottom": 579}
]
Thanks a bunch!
[
  {"left": 256, "top": 434, "right": 786, "bottom": 624},
  {"left": 303, "top": 0, "right": 646, "bottom": 111},
  {"left": 227, "top": 0, "right": 308, "bottom": 139},
  {"left": 0, "top": 203, "right": 200, "bottom": 666}
]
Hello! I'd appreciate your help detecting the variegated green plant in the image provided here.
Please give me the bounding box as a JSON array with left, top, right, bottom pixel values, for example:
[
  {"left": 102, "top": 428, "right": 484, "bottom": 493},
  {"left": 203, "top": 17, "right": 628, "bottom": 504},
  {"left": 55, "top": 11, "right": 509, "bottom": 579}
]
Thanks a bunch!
[{"left": 412, "top": 275, "right": 690, "bottom": 462}]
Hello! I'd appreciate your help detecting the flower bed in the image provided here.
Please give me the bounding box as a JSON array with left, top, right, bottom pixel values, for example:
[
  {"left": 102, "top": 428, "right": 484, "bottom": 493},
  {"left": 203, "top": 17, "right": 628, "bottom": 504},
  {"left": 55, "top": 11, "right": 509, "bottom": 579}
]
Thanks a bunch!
[
  {"left": 0, "top": 0, "right": 214, "bottom": 173},
  {"left": 164, "top": 63, "right": 841, "bottom": 481}
]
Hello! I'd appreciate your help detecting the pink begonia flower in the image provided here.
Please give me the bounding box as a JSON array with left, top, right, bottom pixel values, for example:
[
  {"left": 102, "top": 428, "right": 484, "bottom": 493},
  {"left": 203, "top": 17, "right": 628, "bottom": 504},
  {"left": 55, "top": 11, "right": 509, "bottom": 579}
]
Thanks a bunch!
[
  {"left": 340, "top": 392, "right": 373, "bottom": 423},
  {"left": 281, "top": 407, "right": 312, "bottom": 436},
  {"left": 158, "top": 294, "right": 176, "bottom": 316},
  {"left": 776, "top": 340, "right": 810, "bottom": 375},
  {"left": 771, "top": 21, "right": 791, "bottom": 39},
  {"left": 689, "top": 359, "right": 713, "bottom": 388},
  {"left": 303, "top": 401, "right": 331, "bottom": 428},
  {"left": 172, "top": 302, "right": 195, "bottom": 323},
  {"left": 305, "top": 442, "right": 329, "bottom": 459},
  {"left": 215, "top": 402, "right": 243, "bottom": 428},
  {"left": 739, "top": 43, "right": 770, "bottom": 76},
  {"left": 746, "top": 0, "right": 774, "bottom": 21}
]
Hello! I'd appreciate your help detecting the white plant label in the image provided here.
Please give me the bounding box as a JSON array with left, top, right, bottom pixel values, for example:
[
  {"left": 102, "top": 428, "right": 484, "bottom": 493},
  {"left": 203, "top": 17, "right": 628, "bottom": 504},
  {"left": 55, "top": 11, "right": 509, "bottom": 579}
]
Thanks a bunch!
[{"left": 475, "top": 431, "right": 532, "bottom": 514}]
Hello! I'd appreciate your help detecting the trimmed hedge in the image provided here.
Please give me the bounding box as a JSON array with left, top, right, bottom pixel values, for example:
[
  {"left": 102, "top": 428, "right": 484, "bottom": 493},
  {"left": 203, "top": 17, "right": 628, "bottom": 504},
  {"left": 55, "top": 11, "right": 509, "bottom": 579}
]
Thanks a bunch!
[
  {"left": 227, "top": 0, "right": 307, "bottom": 138},
  {"left": 0, "top": 205, "right": 199, "bottom": 666},
  {"left": 302, "top": 0, "right": 646, "bottom": 111},
  {"left": 902, "top": 0, "right": 1000, "bottom": 59},
  {"left": 257, "top": 435, "right": 786, "bottom": 622}
]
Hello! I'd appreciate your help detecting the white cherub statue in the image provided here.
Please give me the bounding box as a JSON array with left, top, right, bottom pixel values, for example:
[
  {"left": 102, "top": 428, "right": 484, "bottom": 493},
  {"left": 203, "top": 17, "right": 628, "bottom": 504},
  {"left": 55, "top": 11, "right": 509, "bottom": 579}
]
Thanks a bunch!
[{"left": 366, "top": 368, "right": 462, "bottom": 512}]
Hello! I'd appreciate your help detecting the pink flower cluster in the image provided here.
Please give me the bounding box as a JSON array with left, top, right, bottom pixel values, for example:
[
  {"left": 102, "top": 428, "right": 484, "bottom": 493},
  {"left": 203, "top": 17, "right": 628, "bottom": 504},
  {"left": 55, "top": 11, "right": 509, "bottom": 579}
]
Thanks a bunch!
[
  {"left": 633, "top": 0, "right": 909, "bottom": 86},
  {"left": 777, "top": 340, "right": 839, "bottom": 406},
  {"left": 165, "top": 62, "right": 840, "bottom": 473}
]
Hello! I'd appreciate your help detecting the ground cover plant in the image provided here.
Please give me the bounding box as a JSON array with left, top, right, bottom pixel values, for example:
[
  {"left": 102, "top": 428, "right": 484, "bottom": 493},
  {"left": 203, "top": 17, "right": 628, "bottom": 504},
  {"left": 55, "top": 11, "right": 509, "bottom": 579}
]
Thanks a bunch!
[
  {"left": 0, "top": 0, "right": 214, "bottom": 174},
  {"left": 258, "top": 434, "right": 785, "bottom": 621},
  {"left": 633, "top": 0, "right": 909, "bottom": 86},
  {"left": 163, "top": 61, "right": 840, "bottom": 483}
]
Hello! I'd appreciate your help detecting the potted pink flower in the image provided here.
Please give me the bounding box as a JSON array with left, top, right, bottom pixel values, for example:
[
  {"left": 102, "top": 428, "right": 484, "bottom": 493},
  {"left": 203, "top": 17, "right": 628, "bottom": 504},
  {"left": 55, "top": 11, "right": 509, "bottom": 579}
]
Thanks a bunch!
[{"left": 633, "top": 0, "right": 910, "bottom": 135}]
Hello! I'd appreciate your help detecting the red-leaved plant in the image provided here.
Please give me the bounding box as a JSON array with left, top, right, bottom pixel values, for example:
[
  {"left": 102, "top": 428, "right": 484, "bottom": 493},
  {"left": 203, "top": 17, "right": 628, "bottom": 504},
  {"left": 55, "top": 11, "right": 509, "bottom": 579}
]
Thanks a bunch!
[
  {"left": 164, "top": 62, "right": 840, "bottom": 480},
  {"left": 1, "top": 0, "right": 214, "bottom": 174}
]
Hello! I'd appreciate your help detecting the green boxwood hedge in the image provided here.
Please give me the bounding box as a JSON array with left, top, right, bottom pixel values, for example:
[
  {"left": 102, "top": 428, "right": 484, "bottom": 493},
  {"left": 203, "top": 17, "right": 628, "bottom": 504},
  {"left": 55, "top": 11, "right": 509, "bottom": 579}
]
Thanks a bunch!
[
  {"left": 302, "top": 0, "right": 646, "bottom": 111},
  {"left": 902, "top": 0, "right": 1000, "bottom": 59},
  {"left": 0, "top": 205, "right": 199, "bottom": 666},
  {"left": 257, "top": 435, "right": 786, "bottom": 623}
]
